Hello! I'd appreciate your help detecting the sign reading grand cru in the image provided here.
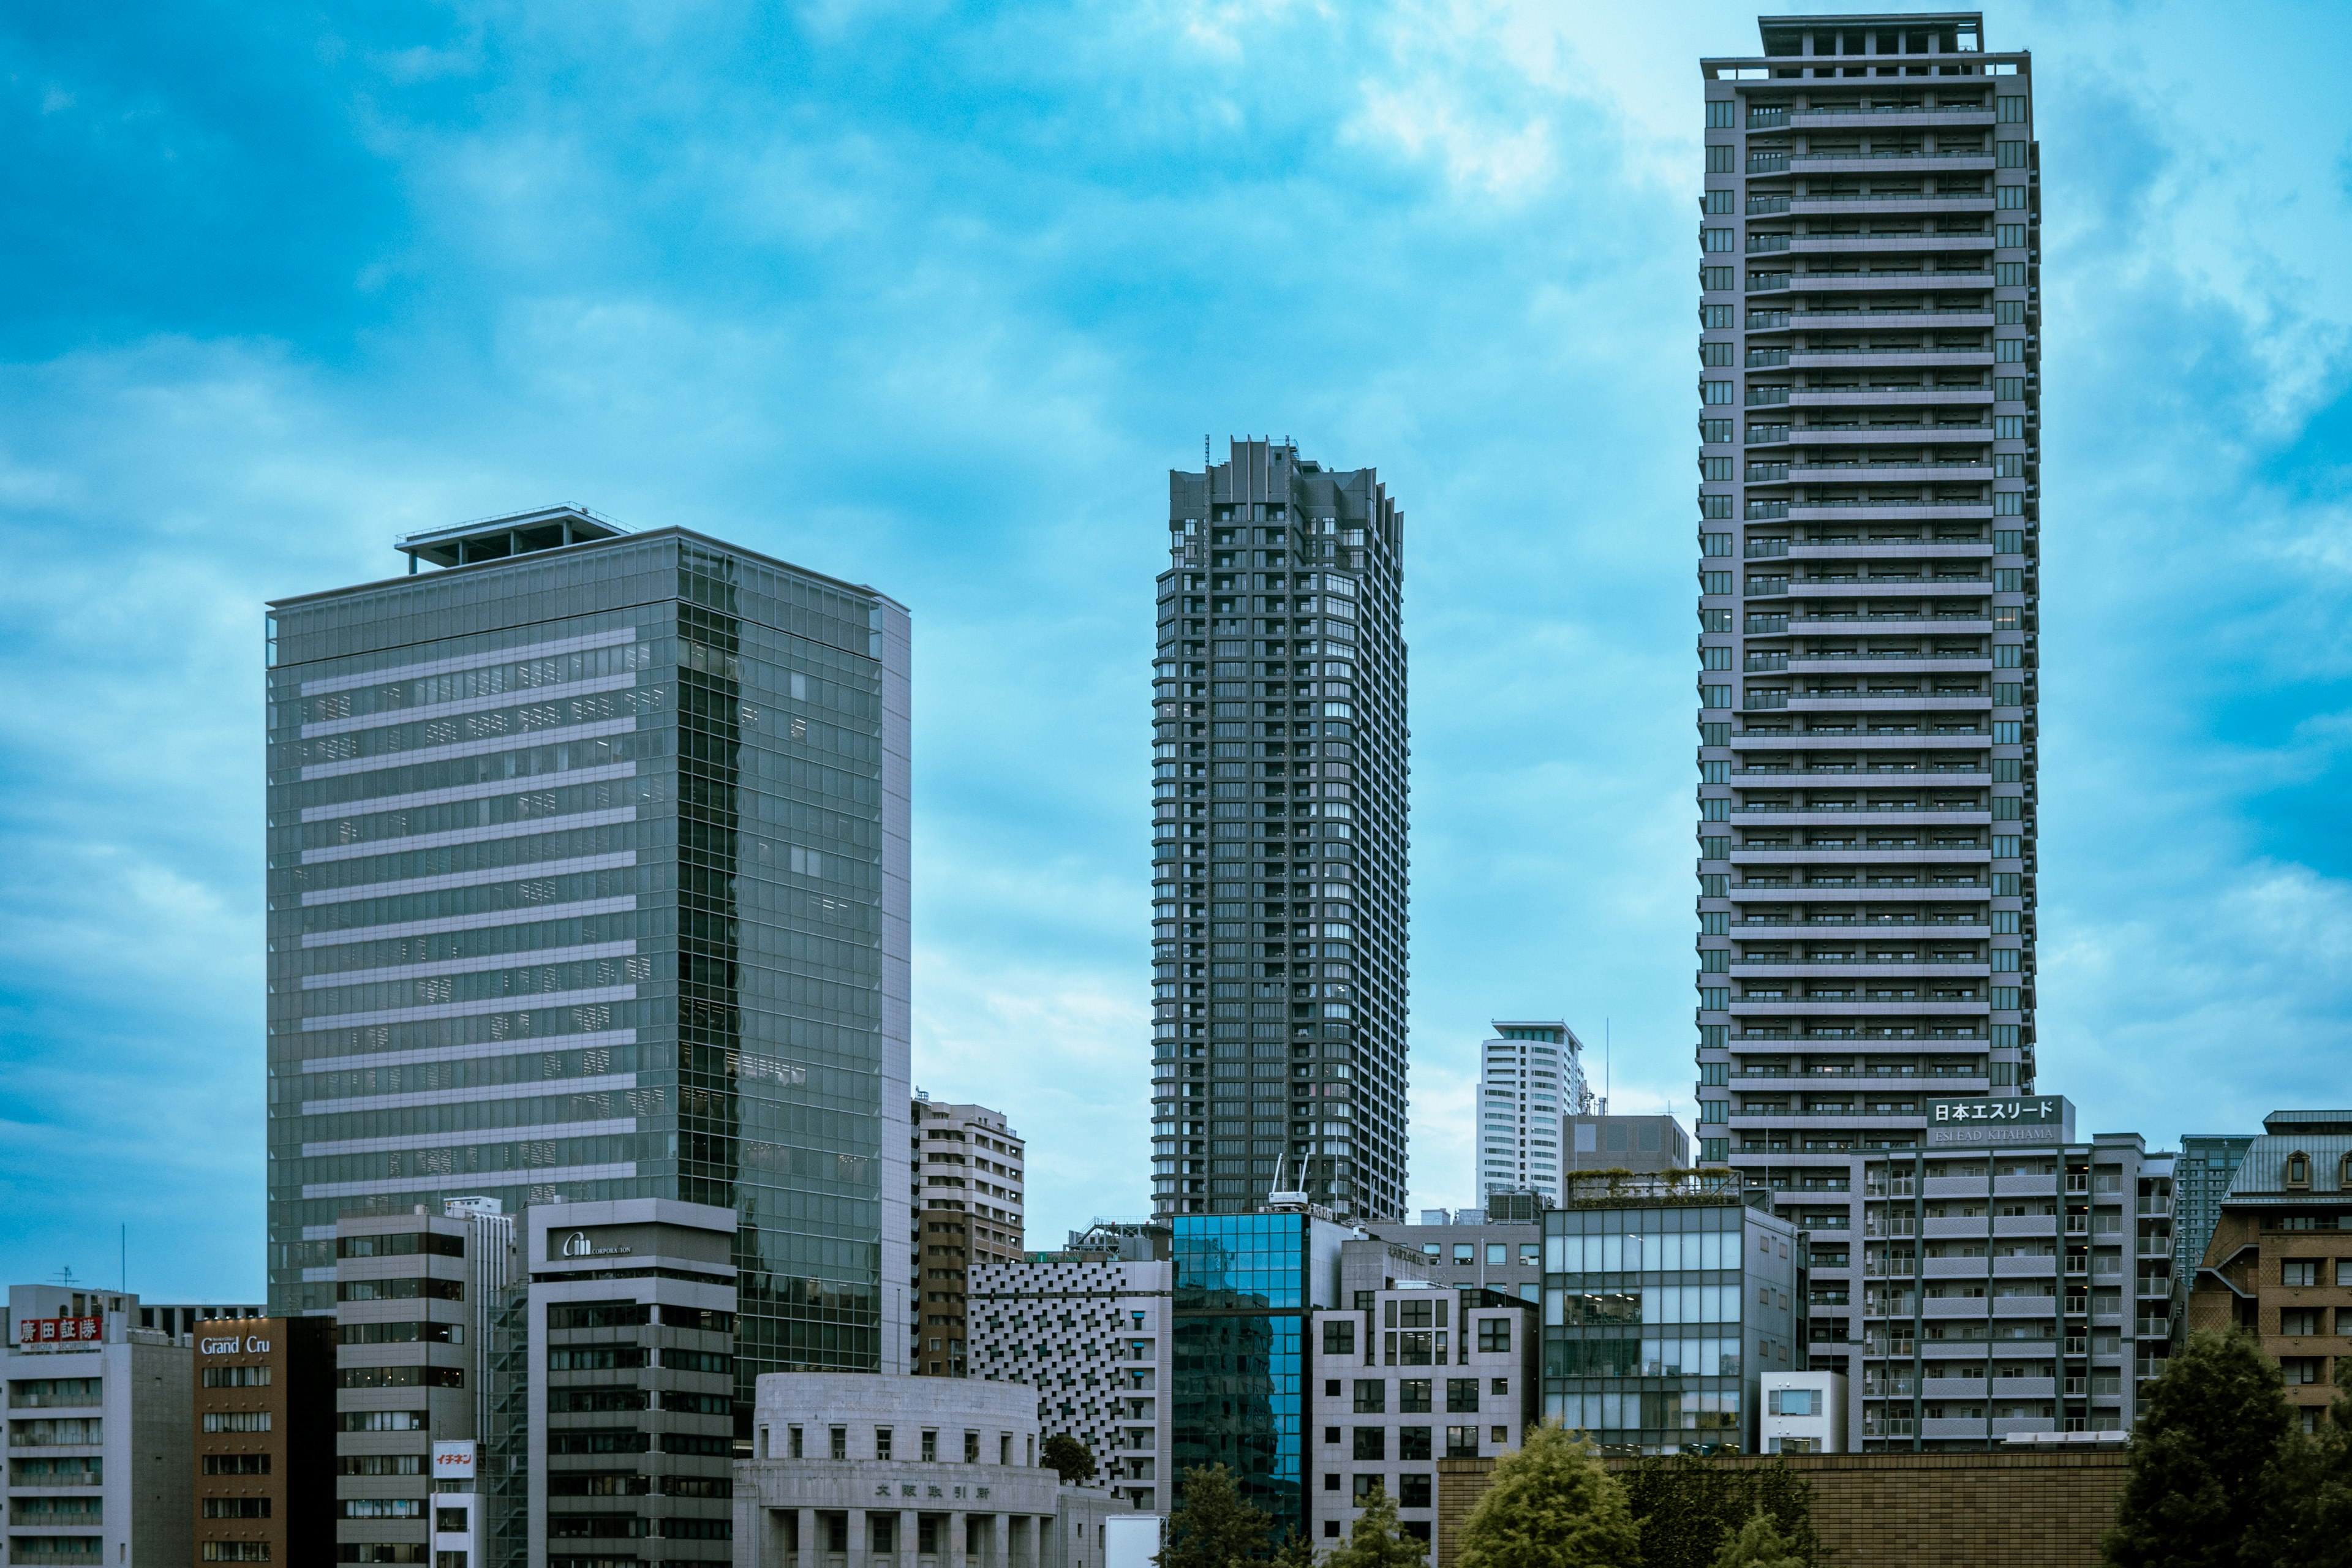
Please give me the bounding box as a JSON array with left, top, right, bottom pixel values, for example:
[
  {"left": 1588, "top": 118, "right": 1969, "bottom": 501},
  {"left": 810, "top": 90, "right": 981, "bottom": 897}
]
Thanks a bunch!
[{"left": 1926, "top": 1095, "right": 2075, "bottom": 1147}]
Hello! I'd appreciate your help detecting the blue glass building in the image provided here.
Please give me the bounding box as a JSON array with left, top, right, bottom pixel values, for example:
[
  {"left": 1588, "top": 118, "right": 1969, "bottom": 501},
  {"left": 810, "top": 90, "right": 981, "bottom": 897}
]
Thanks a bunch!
[
  {"left": 1542, "top": 1180, "right": 1799, "bottom": 1455},
  {"left": 1169, "top": 1212, "right": 1346, "bottom": 1531}
]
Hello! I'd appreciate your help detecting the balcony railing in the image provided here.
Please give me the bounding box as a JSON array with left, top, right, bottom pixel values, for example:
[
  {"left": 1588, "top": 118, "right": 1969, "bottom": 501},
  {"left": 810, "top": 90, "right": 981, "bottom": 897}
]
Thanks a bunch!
[
  {"left": 1791, "top": 149, "right": 1992, "bottom": 164},
  {"left": 1734, "top": 1066, "right": 1983, "bottom": 1079}
]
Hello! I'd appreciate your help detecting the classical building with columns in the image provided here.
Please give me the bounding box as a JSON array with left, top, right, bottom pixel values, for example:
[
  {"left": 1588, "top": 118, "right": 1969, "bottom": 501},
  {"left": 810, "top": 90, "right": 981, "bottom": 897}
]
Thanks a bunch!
[{"left": 735, "top": 1374, "right": 1118, "bottom": 1568}]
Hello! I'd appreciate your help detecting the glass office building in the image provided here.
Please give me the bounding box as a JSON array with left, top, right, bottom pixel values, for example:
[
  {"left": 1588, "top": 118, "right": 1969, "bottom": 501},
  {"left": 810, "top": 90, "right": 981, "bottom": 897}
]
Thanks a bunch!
[
  {"left": 1542, "top": 1180, "right": 1799, "bottom": 1454},
  {"left": 264, "top": 508, "right": 913, "bottom": 1395},
  {"left": 1169, "top": 1212, "right": 1346, "bottom": 1532}
]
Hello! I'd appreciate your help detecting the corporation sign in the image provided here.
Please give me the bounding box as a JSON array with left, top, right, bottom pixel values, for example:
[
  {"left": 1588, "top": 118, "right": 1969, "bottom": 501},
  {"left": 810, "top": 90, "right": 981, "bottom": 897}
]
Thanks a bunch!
[
  {"left": 1926, "top": 1095, "right": 2075, "bottom": 1147},
  {"left": 433, "top": 1441, "right": 478, "bottom": 1482},
  {"left": 556, "top": 1229, "right": 634, "bottom": 1261},
  {"left": 16, "top": 1316, "right": 102, "bottom": 1347}
]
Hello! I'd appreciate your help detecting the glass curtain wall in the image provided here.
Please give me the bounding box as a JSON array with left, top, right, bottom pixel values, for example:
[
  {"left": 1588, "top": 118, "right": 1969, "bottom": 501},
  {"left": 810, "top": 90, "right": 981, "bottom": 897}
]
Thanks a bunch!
[
  {"left": 1172, "top": 1215, "right": 1308, "bottom": 1534},
  {"left": 266, "top": 530, "right": 894, "bottom": 1397}
]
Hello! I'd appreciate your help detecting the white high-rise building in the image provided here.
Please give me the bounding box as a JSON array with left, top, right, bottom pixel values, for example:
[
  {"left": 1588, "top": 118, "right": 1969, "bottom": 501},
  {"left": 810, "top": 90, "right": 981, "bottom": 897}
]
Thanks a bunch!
[{"left": 1474, "top": 1021, "right": 1589, "bottom": 1204}]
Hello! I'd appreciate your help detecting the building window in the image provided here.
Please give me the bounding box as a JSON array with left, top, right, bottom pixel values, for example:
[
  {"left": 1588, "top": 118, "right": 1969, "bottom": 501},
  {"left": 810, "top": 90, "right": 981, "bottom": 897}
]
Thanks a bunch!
[
  {"left": 1398, "top": 1379, "right": 1431, "bottom": 1414},
  {"left": 1353, "top": 1381, "right": 1385, "bottom": 1414},
  {"left": 1398, "top": 1427, "right": 1431, "bottom": 1460},
  {"left": 1398, "top": 1475, "right": 1433, "bottom": 1509},
  {"left": 1352, "top": 1429, "right": 1385, "bottom": 1461},
  {"left": 1445, "top": 1426, "right": 1479, "bottom": 1459},
  {"left": 2283, "top": 1262, "right": 2318, "bottom": 1287},
  {"left": 1477, "top": 1318, "right": 1511, "bottom": 1354},
  {"left": 1323, "top": 1321, "right": 1354, "bottom": 1355},
  {"left": 2282, "top": 1310, "right": 2321, "bottom": 1336},
  {"left": 1353, "top": 1476, "right": 1382, "bottom": 1502},
  {"left": 1447, "top": 1379, "right": 1479, "bottom": 1413},
  {"left": 2287, "top": 1153, "right": 2311, "bottom": 1188}
]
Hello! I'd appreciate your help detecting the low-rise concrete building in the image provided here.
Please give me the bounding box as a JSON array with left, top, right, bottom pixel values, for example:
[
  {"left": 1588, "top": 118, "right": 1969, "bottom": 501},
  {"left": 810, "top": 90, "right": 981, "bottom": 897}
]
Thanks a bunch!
[
  {"left": 737, "top": 1374, "right": 1118, "bottom": 1568},
  {"left": 4, "top": 1286, "right": 192, "bottom": 1568},
  {"left": 1761, "top": 1370, "right": 1845, "bottom": 1455},
  {"left": 526, "top": 1198, "right": 739, "bottom": 1568},
  {"left": 1306, "top": 1268, "right": 1537, "bottom": 1549}
]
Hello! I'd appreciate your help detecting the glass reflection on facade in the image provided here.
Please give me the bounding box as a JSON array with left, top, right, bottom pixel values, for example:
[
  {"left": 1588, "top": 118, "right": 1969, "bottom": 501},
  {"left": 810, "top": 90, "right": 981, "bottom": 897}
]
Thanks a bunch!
[
  {"left": 1171, "top": 1213, "right": 1340, "bottom": 1534},
  {"left": 265, "top": 516, "right": 912, "bottom": 1400},
  {"left": 1540, "top": 1188, "right": 1798, "bottom": 1455}
]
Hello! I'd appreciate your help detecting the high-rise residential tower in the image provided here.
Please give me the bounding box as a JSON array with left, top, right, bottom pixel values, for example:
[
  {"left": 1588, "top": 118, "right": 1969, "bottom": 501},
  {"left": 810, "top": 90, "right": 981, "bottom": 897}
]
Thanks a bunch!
[
  {"left": 265, "top": 509, "right": 914, "bottom": 1399},
  {"left": 1691, "top": 20, "right": 2040, "bottom": 1218},
  {"left": 1150, "top": 440, "right": 1411, "bottom": 1223},
  {"left": 908, "top": 1091, "right": 1025, "bottom": 1376},
  {"left": 1474, "top": 1020, "right": 1589, "bottom": 1204}
]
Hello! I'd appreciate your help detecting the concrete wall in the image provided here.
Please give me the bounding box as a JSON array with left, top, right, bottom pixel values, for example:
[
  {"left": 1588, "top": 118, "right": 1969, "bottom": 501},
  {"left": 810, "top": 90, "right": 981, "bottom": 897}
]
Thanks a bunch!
[{"left": 1436, "top": 1449, "right": 2128, "bottom": 1568}]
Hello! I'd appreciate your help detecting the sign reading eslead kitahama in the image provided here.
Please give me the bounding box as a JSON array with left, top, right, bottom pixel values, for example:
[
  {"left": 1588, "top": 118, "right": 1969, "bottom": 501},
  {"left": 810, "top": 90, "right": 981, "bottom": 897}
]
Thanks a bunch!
[{"left": 1926, "top": 1095, "right": 2075, "bottom": 1147}]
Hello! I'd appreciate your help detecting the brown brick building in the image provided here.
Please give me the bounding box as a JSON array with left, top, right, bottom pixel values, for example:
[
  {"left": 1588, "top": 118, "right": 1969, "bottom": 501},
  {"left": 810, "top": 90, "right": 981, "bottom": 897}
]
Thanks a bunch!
[
  {"left": 191, "top": 1316, "right": 333, "bottom": 1566},
  {"left": 1438, "top": 1448, "right": 2129, "bottom": 1568},
  {"left": 2186, "top": 1110, "right": 2352, "bottom": 1429}
]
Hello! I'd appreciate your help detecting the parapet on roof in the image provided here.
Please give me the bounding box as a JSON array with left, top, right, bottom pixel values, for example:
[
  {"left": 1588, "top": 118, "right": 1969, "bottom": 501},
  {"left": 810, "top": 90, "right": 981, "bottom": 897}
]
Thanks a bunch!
[{"left": 394, "top": 505, "right": 628, "bottom": 572}]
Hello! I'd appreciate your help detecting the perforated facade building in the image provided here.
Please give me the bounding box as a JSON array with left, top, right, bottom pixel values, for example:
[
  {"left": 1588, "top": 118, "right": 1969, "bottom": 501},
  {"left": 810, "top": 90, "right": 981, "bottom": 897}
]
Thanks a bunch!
[{"left": 965, "top": 1245, "right": 1172, "bottom": 1512}]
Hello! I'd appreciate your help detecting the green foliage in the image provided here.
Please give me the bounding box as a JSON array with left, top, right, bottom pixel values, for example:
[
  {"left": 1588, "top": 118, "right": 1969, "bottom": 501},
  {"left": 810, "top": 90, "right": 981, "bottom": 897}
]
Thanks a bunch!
[
  {"left": 1041, "top": 1433, "right": 1096, "bottom": 1485},
  {"left": 1158, "top": 1464, "right": 1275, "bottom": 1568},
  {"left": 1324, "top": 1488, "right": 1427, "bottom": 1568},
  {"left": 1706, "top": 1510, "right": 1806, "bottom": 1568},
  {"left": 2245, "top": 1357, "right": 2352, "bottom": 1568},
  {"left": 2103, "top": 1328, "right": 2293, "bottom": 1568},
  {"left": 1269, "top": 1528, "right": 1321, "bottom": 1568},
  {"left": 1457, "top": 1422, "right": 1642, "bottom": 1568},
  {"left": 1619, "top": 1453, "right": 1817, "bottom": 1568}
]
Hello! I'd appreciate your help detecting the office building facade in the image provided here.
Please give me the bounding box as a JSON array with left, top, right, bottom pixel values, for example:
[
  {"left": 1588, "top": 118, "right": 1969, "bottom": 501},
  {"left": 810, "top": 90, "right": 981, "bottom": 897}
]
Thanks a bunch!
[
  {"left": 1306, "top": 1284, "right": 1536, "bottom": 1546},
  {"left": 265, "top": 510, "right": 914, "bottom": 1393},
  {"left": 191, "top": 1316, "right": 334, "bottom": 1568},
  {"left": 966, "top": 1238, "right": 1172, "bottom": 1512},
  {"left": 1472, "top": 1023, "right": 1587, "bottom": 1203},
  {"left": 1389, "top": 1216, "right": 1546, "bottom": 1305},
  {"left": 331, "top": 1199, "right": 524, "bottom": 1568},
  {"left": 912, "top": 1096, "right": 1027, "bottom": 1377},
  {"left": 1692, "top": 13, "right": 2043, "bottom": 1312},
  {"left": 2187, "top": 1111, "right": 2352, "bottom": 1432},
  {"left": 1565, "top": 1116, "right": 1694, "bottom": 1178},
  {"left": 1168, "top": 1209, "right": 1349, "bottom": 1532},
  {"left": 4, "top": 1288, "right": 192, "bottom": 1568},
  {"left": 526, "top": 1198, "right": 739, "bottom": 1568},
  {"left": 1540, "top": 1179, "right": 1801, "bottom": 1454},
  {"left": 1150, "top": 440, "right": 1411, "bottom": 1223}
]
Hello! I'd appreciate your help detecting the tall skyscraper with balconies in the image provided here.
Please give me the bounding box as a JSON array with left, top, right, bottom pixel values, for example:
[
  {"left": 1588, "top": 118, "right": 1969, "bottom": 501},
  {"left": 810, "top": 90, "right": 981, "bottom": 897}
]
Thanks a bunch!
[
  {"left": 1474, "top": 1020, "right": 1590, "bottom": 1204},
  {"left": 1690, "top": 18, "right": 2040, "bottom": 1222},
  {"left": 265, "top": 508, "right": 914, "bottom": 1395},
  {"left": 1149, "top": 440, "right": 1411, "bottom": 1224}
]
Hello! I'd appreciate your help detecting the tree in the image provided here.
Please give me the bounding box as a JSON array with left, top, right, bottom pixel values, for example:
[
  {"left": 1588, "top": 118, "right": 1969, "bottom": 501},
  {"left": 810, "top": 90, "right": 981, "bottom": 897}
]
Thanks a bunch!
[
  {"left": 2103, "top": 1328, "right": 2293, "bottom": 1568},
  {"left": 1270, "top": 1528, "right": 1321, "bottom": 1568},
  {"left": 1707, "top": 1510, "right": 1805, "bottom": 1568},
  {"left": 1325, "top": 1487, "right": 1427, "bottom": 1568},
  {"left": 1457, "top": 1422, "right": 1642, "bottom": 1568},
  {"left": 1619, "top": 1454, "right": 1817, "bottom": 1568},
  {"left": 2246, "top": 1355, "right": 2352, "bottom": 1568},
  {"left": 1041, "top": 1433, "right": 1095, "bottom": 1485},
  {"left": 1158, "top": 1463, "right": 1275, "bottom": 1568}
]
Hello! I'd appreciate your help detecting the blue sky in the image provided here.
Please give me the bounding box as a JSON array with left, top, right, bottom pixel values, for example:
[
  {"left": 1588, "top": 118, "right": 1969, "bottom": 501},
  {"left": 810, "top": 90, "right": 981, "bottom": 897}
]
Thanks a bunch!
[{"left": 3, "top": 1, "right": 2350, "bottom": 1300}]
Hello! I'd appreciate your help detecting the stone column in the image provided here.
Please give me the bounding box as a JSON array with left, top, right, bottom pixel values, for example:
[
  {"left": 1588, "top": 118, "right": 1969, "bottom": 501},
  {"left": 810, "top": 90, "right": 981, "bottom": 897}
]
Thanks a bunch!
[
  {"left": 946, "top": 1512, "right": 967, "bottom": 1568},
  {"left": 991, "top": 1512, "right": 1009, "bottom": 1568},
  {"left": 899, "top": 1509, "right": 918, "bottom": 1568},
  {"left": 850, "top": 1509, "right": 870, "bottom": 1568},
  {"left": 797, "top": 1507, "right": 818, "bottom": 1568}
]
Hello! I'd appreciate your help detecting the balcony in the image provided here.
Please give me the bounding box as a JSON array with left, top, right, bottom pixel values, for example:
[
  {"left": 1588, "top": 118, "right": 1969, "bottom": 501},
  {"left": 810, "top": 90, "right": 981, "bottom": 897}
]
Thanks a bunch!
[
  {"left": 1731, "top": 809, "right": 1992, "bottom": 827},
  {"left": 1790, "top": 194, "right": 1996, "bottom": 214},
  {"left": 1789, "top": 108, "right": 1996, "bottom": 129},
  {"left": 1785, "top": 578, "right": 1993, "bottom": 597},
  {"left": 1731, "top": 764, "right": 1991, "bottom": 779},
  {"left": 1786, "top": 652, "right": 1993, "bottom": 669},
  {"left": 1789, "top": 235, "right": 1995, "bottom": 255},
  {"left": 1790, "top": 425, "right": 1993, "bottom": 445},
  {"left": 1788, "top": 465, "right": 1995, "bottom": 483},
  {"left": 1791, "top": 386, "right": 1996, "bottom": 407},
  {"left": 1788, "top": 271, "right": 1997, "bottom": 293},
  {"left": 1789, "top": 503, "right": 1992, "bottom": 522},
  {"left": 1732, "top": 845, "right": 1989, "bottom": 862},
  {"left": 1789, "top": 150, "right": 1997, "bottom": 171},
  {"left": 1792, "top": 309, "right": 1995, "bottom": 329}
]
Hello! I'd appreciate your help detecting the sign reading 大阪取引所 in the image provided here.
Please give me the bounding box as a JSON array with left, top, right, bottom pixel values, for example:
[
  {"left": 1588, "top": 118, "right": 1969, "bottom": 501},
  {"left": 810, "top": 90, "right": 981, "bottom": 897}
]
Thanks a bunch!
[{"left": 1926, "top": 1096, "right": 2075, "bottom": 1147}]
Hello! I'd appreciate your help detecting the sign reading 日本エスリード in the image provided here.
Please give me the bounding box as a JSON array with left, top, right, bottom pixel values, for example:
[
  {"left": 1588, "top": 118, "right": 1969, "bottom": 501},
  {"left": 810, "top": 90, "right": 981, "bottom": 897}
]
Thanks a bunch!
[{"left": 1925, "top": 1096, "right": 2075, "bottom": 1146}]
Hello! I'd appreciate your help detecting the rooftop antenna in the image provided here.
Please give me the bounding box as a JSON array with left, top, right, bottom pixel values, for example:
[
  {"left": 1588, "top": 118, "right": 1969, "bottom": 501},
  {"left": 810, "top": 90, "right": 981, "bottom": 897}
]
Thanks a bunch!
[
  {"left": 1605, "top": 1018, "right": 1612, "bottom": 1117},
  {"left": 51, "top": 1265, "right": 78, "bottom": 1287}
]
